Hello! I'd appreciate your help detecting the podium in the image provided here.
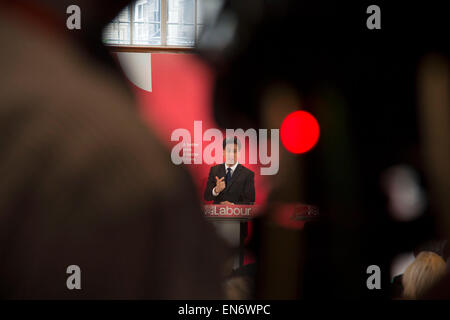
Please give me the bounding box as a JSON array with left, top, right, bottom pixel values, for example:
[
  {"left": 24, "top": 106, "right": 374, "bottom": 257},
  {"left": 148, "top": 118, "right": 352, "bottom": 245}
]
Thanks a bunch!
[
  {"left": 203, "top": 203, "right": 320, "bottom": 269},
  {"left": 203, "top": 204, "right": 261, "bottom": 269}
]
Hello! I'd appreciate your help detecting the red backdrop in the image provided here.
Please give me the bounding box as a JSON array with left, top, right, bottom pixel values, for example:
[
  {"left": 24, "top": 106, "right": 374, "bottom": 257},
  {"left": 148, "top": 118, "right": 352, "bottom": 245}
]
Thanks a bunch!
[{"left": 121, "top": 52, "right": 269, "bottom": 264}]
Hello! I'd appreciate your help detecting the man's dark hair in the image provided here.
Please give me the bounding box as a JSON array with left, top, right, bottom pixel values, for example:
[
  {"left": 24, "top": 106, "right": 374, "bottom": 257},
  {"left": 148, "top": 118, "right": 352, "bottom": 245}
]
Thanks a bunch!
[{"left": 223, "top": 137, "right": 241, "bottom": 150}]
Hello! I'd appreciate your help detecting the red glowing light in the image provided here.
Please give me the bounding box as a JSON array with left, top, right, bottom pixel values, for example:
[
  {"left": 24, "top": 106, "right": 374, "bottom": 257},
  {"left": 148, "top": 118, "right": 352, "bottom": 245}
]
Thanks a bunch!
[{"left": 280, "top": 110, "right": 320, "bottom": 154}]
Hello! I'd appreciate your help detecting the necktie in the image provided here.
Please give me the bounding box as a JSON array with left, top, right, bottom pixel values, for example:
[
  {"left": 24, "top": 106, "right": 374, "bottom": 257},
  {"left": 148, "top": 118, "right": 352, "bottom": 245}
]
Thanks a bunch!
[{"left": 226, "top": 167, "right": 232, "bottom": 186}]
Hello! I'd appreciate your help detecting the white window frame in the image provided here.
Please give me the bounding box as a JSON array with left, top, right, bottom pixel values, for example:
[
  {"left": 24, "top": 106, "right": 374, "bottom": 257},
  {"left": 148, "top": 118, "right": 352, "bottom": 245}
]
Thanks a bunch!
[
  {"left": 135, "top": 0, "right": 145, "bottom": 22},
  {"left": 106, "top": 0, "right": 202, "bottom": 50}
]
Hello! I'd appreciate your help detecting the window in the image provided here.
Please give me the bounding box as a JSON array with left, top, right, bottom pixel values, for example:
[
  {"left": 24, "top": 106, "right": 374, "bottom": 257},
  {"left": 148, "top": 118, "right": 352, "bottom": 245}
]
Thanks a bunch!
[
  {"left": 135, "top": 2, "right": 144, "bottom": 22},
  {"left": 167, "top": 0, "right": 195, "bottom": 46},
  {"left": 103, "top": 0, "right": 222, "bottom": 47},
  {"left": 103, "top": 7, "right": 131, "bottom": 45},
  {"left": 133, "top": 0, "right": 161, "bottom": 45}
]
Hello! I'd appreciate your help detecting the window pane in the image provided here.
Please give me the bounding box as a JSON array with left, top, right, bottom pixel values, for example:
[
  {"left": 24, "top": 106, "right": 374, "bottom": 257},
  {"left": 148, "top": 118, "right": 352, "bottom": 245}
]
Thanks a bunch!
[
  {"left": 167, "top": 0, "right": 195, "bottom": 24},
  {"left": 116, "top": 6, "right": 131, "bottom": 22},
  {"left": 103, "top": 22, "right": 131, "bottom": 45},
  {"left": 133, "top": 23, "right": 161, "bottom": 45},
  {"left": 197, "top": 0, "right": 204, "bottom": 24},
  {"left": 134, "top": 0, "right": 160, "bottom": 23},
  {"left": 167, "top": 24, "right": 195, "bottom": 46},
  {"left": 196, "top": 0, "right": 223, "bottom": 44},
  {"left": 104, "top": 0, "right": 220, "bottom": 47},
  {"left": 132, "top": 0, "right": 161, "bottom": 45},
  {"left": 103, "top": 6, "right": 130, "bottom": 44},
  {"left": 197, "top": 0, "right": 223, "bottom": 25},
  {"left": 196, "top": 24, "right": 204, "bottom": 41},
  {"left": 167, "top": 0, "right": 195, "bottom": 46}
]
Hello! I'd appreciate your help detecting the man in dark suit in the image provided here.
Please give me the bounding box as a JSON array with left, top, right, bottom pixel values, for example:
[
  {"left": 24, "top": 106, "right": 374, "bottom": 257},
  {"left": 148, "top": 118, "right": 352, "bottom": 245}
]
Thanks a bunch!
[{"left": 204, "top": 138, "right": 255, "bottom": 205}]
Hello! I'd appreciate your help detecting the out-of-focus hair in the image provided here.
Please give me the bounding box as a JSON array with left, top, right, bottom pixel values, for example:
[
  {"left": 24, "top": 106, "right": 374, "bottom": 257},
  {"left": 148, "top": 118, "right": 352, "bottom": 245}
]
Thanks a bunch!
[
  {"left": 402, "top": 251, "right": 446, "bottom": 299},
  {"left": 224, "top": 276, "right": 253, "bottom": 300}
]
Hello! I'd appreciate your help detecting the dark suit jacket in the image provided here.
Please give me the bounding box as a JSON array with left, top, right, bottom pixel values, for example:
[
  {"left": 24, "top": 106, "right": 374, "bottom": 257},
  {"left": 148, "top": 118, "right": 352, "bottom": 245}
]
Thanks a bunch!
[{"left": 204, "top": 164, "right": 255, "bottom": 204}]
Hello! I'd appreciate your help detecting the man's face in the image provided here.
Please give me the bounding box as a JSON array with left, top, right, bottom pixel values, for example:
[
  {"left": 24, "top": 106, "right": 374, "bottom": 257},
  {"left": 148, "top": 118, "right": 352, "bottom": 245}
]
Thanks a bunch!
[{"left": 224, "top": 144, "right": 239, "bottom": 166}]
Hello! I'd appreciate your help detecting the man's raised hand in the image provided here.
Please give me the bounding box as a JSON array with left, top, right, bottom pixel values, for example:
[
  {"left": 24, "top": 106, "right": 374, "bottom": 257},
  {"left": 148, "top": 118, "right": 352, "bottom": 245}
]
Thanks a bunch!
[{"left": 214, "top": 176, "right": 226, "bottom": 193}]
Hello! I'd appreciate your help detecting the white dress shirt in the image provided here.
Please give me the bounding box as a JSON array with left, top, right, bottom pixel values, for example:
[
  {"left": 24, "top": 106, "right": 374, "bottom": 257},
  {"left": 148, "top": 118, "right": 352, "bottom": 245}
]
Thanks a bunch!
[{"left": 212, "top": 162, "right": 239, "bottom": 196}]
